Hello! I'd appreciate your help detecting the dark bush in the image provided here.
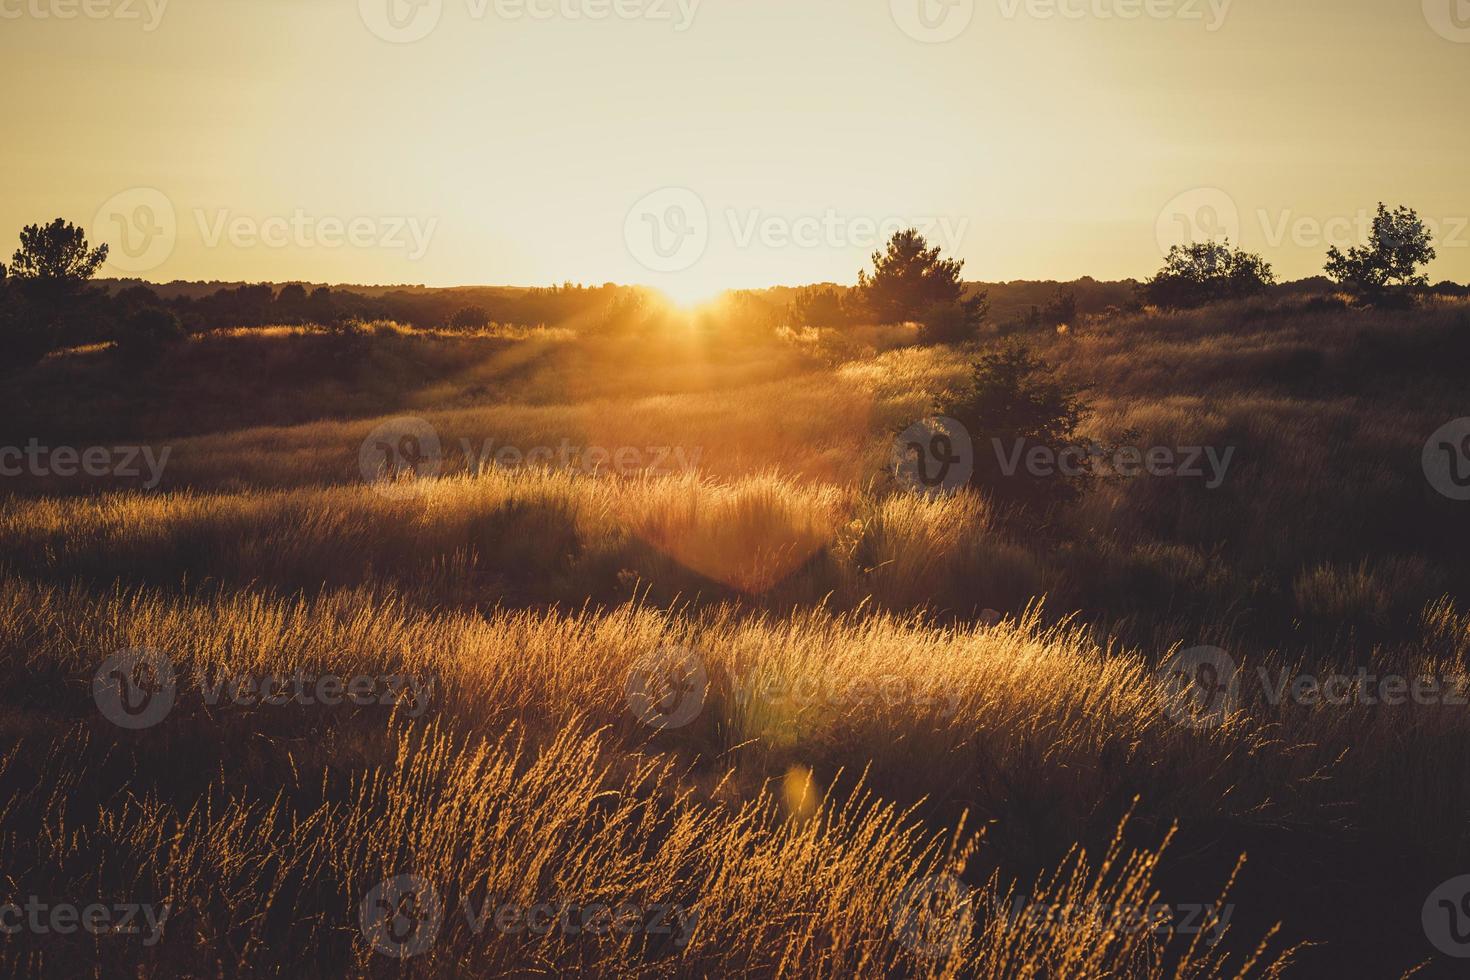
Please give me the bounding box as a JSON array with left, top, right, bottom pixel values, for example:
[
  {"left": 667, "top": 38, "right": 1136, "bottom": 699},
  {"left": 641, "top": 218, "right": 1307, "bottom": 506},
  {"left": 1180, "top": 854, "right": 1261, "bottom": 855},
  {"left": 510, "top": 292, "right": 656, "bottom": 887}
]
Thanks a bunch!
[
  {"left": 936, "top": 345, "right": 1093, "bottom": 510},
  {"left": 1140, "top": 241, "right": 1275, "bottom": 310},
  {"left": 449, "top": 306, "right": 492, "bottom": 331},
  {"left": 115, "top": 307, "right": 185, "bottom": 360}
]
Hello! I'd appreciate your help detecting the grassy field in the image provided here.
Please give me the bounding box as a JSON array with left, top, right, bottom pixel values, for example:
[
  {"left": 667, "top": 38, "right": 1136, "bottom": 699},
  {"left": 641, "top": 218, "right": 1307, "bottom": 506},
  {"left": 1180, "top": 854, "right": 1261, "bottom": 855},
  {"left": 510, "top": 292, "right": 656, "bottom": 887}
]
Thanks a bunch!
[{"left": 2, "top": 292, "right": 1469, "bottom": 976}]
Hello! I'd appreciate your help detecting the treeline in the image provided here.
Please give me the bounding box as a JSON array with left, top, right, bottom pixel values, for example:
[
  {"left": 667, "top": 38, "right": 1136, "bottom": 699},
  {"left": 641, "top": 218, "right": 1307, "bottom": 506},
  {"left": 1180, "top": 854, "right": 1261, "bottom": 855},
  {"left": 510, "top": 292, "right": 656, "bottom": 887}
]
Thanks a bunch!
[
  {"left": 0, "top": 218, "right": 661, "bottom": 372},
  {"left": 783, "top": 203, "right": 1464, "bottom": 342},
  {"left": 107, "top": 280, "right": 636, "bottom": 333},
  {"left": 3, "top": 206, "right": 1466, "bottom": 374}
]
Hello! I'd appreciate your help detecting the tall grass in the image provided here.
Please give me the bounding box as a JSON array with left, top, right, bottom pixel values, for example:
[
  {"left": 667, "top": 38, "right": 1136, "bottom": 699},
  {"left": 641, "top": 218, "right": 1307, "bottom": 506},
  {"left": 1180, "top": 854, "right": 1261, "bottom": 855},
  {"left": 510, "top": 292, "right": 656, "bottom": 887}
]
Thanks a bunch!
[
  {"left": 0, "top": 577, "right": 1310, "bottom": 977},
  {"left": 3, "top": 295, "right": 1469, "bottom": 975}
]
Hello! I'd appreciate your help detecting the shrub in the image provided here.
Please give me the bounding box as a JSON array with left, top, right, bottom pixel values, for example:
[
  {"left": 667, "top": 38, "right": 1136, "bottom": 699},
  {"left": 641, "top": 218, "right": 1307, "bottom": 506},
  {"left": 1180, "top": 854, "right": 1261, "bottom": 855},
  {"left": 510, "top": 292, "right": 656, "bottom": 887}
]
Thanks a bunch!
[
  {"left": 114, "top": 306, "right": 185, "bottom": 359},
  {"left": 1140, "top": 241, "right": 1275, "bottom": 309},
  {"left": 917, "top": 300, "right": 983, "bottom": 345},
  {"left": 450, "top": 305, "right": 492, "bottom": 331},
  {"left": 936, "top": 345, "right": 1093, "bottom": 509}
]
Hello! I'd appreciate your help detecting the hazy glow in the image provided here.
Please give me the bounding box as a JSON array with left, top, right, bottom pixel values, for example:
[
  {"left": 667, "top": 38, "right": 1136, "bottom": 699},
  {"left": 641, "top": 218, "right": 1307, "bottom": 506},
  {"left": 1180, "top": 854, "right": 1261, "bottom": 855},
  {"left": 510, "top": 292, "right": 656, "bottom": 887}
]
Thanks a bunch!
[
  {"left": 2, "top": 0, "right": 1467, "bottom": 287},
  {"left": 657, "top": 280, "right": 725, "bottom": 310}
]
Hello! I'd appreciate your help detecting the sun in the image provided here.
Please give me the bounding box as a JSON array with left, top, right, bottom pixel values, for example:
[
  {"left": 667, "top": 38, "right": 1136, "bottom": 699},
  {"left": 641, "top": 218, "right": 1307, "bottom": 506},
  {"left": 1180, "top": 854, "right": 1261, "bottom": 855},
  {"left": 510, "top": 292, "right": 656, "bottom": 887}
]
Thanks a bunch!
[{"left": 655, "top": 276, "right": 728, "bottom": 311}]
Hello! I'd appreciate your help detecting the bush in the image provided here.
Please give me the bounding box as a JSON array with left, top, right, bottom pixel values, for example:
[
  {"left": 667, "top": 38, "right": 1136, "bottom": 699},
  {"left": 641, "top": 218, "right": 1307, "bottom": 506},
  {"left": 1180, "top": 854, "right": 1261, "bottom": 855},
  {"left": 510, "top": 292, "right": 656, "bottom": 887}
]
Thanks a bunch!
[
  {"left": 114, "top": 307, "right": 185, "bottom": 359},
  {"left": 449, "top": 306, "right": 492, "bottom": 331},
  {"left": 1140, "top": 241, "right": 1275, "bottom": 309},
  {"left": 917, "top": 299, "right": 983, "bottom": 345},
  {"left": 936, "top": 345, "right": 1093, "bottom": 510}
]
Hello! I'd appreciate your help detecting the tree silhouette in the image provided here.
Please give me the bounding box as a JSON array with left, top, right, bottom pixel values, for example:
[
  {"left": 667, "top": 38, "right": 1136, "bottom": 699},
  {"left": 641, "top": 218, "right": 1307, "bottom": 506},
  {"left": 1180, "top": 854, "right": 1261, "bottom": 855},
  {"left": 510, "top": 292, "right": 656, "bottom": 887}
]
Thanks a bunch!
[
  {"left": 1140, "top": 241, "right": 1274, "bottom": 310},
  {"left": 1325, "top": 203, "right": 1436, "bottom": 302},
  {"left": 307, "top": 286, "right": 337, "bottom": 324},
  {"left": 859, "top": 229, "right": 987, "bottom": 342},
  {"left": 2, "top": 218, "right": 109, "bottom": 371},
  {"left": 8, "top": 218, "right": 108, "bottom": 300}
]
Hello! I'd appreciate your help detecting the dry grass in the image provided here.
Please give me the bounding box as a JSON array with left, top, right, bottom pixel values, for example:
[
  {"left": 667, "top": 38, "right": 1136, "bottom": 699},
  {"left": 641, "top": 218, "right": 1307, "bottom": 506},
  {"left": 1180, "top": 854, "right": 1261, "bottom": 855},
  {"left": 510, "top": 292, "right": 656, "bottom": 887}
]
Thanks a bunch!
[
  {"left": 0, "top": 577, "right": 1310, "bottom": 978},
  {"left": 3, "top": 295, "right": 1469, "bottom": 975}
]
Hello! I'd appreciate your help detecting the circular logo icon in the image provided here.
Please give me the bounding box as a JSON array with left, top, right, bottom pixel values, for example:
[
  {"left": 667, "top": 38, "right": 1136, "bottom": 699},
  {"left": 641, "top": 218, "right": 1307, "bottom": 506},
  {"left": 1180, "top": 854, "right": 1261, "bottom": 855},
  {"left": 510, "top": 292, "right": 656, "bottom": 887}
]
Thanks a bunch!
[
  {"left": 1155, "top": 646, "right": 1238, "bottom": 730},
  {"left": 891, "top": 873, "right": 973, "bottom": 959},
  {"left": 1424, "top": 0, "right": 1470, "bottom": 43},
  {"left": 93, "top": 648, "right": 177, "bottom": 730},
  {"left": 890, "top": 0, "right": 976, "bottom": 43},
  {"left": 92, "top": 188, "right": 177, "bottom": 275},
  {"left": 360, "top": 417, "right": 443, "bottom": 497},
  {"left": 626, "top": 645, "right": 708, "bottom": 730},
  {"left": 359, "top": 0, "right": 443, "bottom": 42},
  {"left": 624, "top": 188, "right": 709, "bottom": 274},
  {"left": 1155, "top": 188, "right": 1241, "bottom": 256},
  {"left": 360, "top": 874, "right": 444, "bottom": 959},
  {"left": 893, "top": 417, "right": 974, "bottom": 497},
  {"left": 1423, "top": 418, "right": 1470, "bottom": 501},
  {"left": 1424, "top": 875, "right": 1470, "bottom": 958}
]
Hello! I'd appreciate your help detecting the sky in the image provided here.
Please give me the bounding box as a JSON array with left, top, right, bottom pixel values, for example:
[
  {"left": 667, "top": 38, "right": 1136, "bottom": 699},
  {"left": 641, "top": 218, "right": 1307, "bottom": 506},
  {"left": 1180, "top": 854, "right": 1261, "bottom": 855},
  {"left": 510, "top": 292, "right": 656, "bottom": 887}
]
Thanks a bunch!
[{"left": 2, "top": 0, "right": 1468, "bottom": 301}]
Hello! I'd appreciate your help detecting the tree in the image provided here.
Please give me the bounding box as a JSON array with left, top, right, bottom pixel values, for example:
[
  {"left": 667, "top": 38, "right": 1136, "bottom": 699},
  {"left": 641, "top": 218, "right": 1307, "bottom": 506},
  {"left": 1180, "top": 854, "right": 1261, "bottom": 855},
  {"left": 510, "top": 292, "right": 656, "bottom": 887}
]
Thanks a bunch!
[
  {"left": 449, "top": 306, "right": 492, "bottom": 331},
  {"left": 936, "top": 345, "right": 1092, "bottom": 509},
  {"left": 1325, "top": 203, "right": 1436, "bottom": 302},
  {"left": 2, "top": 218, "right": 110, "bottom": 370},
  {"left": 858, "top": 229, "right": 987, "bottom": 338},
  {"left": 1140, "top": 241, "right": 1275, "bottom": 310},
  {"left": 8, "top": 218, "right": 108, "bottom": 301},
  {"left": 275, "top": 283, "right": 309, "bottom": 322},
  {"left": 307, "top": 286, "right": 337, "bottom": 324}
]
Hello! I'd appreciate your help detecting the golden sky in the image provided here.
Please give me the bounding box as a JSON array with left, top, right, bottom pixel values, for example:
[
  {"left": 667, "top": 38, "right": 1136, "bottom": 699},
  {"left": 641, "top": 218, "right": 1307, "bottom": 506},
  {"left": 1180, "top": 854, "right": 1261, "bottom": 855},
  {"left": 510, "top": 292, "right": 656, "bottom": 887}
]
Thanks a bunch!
[{"left": 3, "top": 0, "right": 1467, "bottom": 298}]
